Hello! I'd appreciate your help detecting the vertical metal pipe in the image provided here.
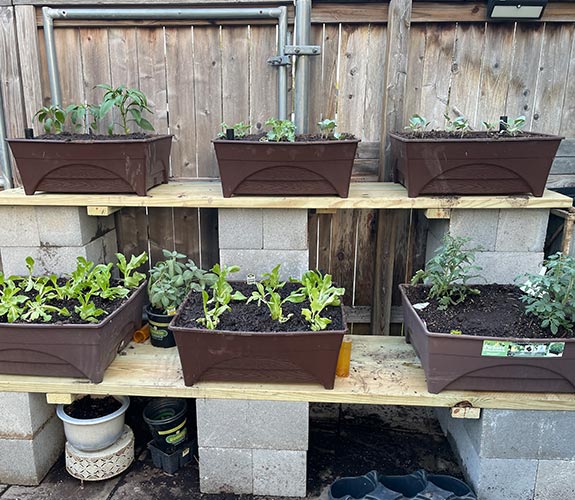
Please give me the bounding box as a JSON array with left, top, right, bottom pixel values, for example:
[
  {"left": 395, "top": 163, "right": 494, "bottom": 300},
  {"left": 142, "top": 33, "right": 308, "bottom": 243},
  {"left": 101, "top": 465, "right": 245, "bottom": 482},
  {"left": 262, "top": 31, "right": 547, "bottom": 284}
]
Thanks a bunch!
[
  {"left": 43, "top": 8, "right": 62, "bottom": 106},
  {"left": 0, "top": 86, "right": 13, "bottom": 189},
  {"left": 277, "top": 6, "right": 288, "bottom": 120},
  {"left": 294, "top": 0, "right": 311, "bottom": 133}
]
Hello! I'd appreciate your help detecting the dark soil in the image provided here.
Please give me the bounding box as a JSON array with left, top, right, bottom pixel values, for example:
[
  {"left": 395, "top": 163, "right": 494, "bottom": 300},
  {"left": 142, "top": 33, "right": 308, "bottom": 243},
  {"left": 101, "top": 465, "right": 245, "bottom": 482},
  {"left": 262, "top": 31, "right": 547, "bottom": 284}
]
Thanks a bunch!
[
  {"left": 36, "top": 132, "right": 152, "bottom": 141},
  {"left": 1, "top": 279, "right": 136, "bottom": 325},
  {"left": 397, "top": 130, "right": 548, "bottom": 140},
  {"left": 173, "top": 282, "right": 345, "bottom": 333},
  {"left": 404, "top": 284, "right": 574, "bottom": 339},
  {"left": 217, "top": 133, "right": 357, "bottom": 142},
  {"left": 64, "top": 395, "right": 122, "bottom": 419}
]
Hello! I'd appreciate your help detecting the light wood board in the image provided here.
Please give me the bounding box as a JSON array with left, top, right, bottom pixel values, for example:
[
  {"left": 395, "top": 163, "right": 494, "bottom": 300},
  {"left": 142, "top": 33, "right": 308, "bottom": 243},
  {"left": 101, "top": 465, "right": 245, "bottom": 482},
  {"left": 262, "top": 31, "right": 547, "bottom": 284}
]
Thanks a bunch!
[
  {"left": 0, "top": 182, "right": 570, "bottom": 210},
  {"left": 1, "top": 336, "right": 574, "bottom": 411}
]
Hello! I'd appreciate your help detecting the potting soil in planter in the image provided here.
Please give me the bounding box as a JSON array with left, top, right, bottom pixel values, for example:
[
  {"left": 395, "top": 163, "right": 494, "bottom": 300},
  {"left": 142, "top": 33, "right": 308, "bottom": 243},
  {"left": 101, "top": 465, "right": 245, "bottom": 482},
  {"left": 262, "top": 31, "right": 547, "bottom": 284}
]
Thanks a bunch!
[
  {"left": 170, "top": 282, "right": 347, "bottom": 389},
  {"left": 64, "top": 396, "right": 122, "bottom": 419},
  {"left": 401, "top": 284, "right": 575, "bottom": 393}
]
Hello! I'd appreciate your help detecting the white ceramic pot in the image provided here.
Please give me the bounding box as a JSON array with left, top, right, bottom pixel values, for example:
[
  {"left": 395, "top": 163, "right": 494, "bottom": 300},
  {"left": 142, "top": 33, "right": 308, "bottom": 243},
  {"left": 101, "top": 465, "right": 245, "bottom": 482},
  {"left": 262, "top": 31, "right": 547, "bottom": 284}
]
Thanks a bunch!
[{"left": 57, "top": 396, "right": 130, "bottom": 451}]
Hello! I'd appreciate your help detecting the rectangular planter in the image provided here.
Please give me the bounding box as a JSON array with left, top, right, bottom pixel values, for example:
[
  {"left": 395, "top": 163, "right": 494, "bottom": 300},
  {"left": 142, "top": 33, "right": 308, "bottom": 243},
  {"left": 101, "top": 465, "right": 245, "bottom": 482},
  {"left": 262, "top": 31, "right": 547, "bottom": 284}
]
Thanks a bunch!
[
  {"left": 389, "top": 132, "right": 563, "bottom": 198},
  {"left": 213, "top": 139, "right": 359, "bottom": 198},
  {"left": 399, "top": 285, "right": 575, "bottom": 394},
  {"left": 7, "top": 135, "right": 172, "bottom": 196},
  {"left": 170, "top": 293, "right": 347, "bottom": 389},
  {"left": 0, "top": 283, "right": 146, "bottom": 383}
]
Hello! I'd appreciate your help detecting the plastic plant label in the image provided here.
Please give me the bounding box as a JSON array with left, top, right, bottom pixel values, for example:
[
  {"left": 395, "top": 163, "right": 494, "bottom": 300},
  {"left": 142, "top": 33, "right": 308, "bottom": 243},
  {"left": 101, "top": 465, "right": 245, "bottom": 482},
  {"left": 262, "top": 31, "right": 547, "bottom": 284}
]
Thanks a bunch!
[{"left": 481, "top": 340, "right": 565, "bottom": 358}]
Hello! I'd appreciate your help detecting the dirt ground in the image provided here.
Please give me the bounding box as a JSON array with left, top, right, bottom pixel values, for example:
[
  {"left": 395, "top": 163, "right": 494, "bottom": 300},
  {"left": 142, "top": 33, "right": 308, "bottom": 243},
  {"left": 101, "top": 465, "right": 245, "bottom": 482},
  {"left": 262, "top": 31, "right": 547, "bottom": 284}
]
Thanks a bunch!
[{"left": 0, "top": 402, "right": 463, "bottom": 500}]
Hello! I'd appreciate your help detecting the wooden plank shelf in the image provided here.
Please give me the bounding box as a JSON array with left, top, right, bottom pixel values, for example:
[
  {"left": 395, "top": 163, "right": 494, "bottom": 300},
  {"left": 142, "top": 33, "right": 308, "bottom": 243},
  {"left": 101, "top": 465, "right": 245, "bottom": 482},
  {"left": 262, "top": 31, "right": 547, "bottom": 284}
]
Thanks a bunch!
[
  {"left": 2, "top": 336, "right": 575, "bottom": 411},
  {"left": 0, "top": 181, "right": 571, "bottom": 211}
]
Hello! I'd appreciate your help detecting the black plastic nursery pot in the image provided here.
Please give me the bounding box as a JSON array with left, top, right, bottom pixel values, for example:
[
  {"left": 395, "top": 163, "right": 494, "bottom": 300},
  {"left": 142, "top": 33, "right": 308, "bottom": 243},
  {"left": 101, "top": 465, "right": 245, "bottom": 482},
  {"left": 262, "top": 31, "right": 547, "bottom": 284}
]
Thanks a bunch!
[
  {"left": 145, "top": 306, "right": 177, "bottom": 348},
  {"left": 143, "top": 398, "right": 188, "bottom": 452},
  {"left": 147, "top": 439, "right": 194, "bottom": 474}
]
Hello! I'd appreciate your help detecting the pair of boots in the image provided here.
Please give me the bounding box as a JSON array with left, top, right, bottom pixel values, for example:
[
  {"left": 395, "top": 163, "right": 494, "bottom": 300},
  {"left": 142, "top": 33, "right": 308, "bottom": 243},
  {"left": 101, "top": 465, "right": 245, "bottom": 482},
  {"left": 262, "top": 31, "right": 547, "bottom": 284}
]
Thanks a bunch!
[{"left": 329, "top": 470, "right": 476, "bottom": 500}]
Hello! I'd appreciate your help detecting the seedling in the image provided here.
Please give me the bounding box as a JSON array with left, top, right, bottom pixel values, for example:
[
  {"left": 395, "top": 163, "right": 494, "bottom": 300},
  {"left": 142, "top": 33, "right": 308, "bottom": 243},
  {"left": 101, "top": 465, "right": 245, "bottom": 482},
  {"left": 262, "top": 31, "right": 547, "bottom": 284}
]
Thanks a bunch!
[
  {"left": 217, "top": 121, "right": 251, "bottom": 139},
  {"left": 519, "top": 253, "right": 575, "bottom": 335},
  {"left": 482, "top": 121, "right": 498, "bottom": 133},
  {"left": 34, "top": 105, "right": 67, "bottom": 134},
  {"left": 290, "top": 270, "right": 345, "bottom": 331},
  {"left": 66, "top": 103, "right": 100, "bottom": 134},
  {"left": 500, "top": 115, "right": 526, "bottom": 136},
  {"left": 0, "top": 281, "right": 28, "bottom": 323},
  {"left": 96, "top": 84, "right": 155, "bottom": 134},
  {"left": 317, "top": 119, "right": 343, "bottom": 140},
  {"left": 411, "top": 234, "right": 483, "bottom": 310},
  {"left": 116, "top": 252, "right": 148, "bottom": 289},
  {"left": 444, "top": 113, "right": 471, "bottom": 137},
  {"left": 75, "top": 291, "right": 107, "bottom": 323},
  {"left": 196, "top": 264, "right": 246, "bottom": 329},
  {"left": 263, "top": 118, "right": 296, "bottom": 143},
  {"left": 247, "top": 265, "right": 293, "bottom": 323},
  {"left": 405, "top": 114, "right": 430, "bottom": 136}
]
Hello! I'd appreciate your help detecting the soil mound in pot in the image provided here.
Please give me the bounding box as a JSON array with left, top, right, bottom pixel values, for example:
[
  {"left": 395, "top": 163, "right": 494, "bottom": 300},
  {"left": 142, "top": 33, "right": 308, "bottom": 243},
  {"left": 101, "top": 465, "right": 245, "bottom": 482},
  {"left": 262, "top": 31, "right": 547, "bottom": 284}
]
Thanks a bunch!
[
  {"left": 405, "top": 284, "right": 574, "bottom": 339},
  {"left": 64, "top": 396, "right": 122, "bottom": 419}
]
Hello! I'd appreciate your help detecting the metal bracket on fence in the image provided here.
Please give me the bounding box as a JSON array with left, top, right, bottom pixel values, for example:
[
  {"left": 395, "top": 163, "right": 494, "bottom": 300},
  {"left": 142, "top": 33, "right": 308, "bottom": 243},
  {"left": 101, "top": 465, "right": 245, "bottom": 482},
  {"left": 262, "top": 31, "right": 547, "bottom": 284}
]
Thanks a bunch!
[{"left": 267, "top": 45, "right": 321, "bottom": 66}]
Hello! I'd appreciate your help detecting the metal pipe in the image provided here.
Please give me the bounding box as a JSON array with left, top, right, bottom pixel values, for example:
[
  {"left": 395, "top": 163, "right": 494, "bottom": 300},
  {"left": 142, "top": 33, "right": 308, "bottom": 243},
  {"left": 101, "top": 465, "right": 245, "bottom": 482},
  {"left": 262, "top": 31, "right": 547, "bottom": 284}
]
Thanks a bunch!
[
  {"left": 294, "top": 0, "right": 312, "bottom": 133},
  {"left": 42, "top": 6, "right": 288, "bottom": 117},
  {"left": 0, "top": 86, "right": 13, "bottom": 189}
]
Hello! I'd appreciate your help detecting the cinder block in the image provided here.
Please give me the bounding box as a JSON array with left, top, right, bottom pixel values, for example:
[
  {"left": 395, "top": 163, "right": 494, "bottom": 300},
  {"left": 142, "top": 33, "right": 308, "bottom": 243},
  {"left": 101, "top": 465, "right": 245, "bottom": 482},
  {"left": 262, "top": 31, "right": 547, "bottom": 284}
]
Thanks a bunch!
[
  {"left": 197, "top": 399, "right": 308, "bottom": 450},
  {"left": 0, "top": 207, "right": 39, "bottom": 247},
  {"left": 248, "top": 401, "right": 308, "bottom": 450},
  {"left": 535, "top": 460, "right": 575, "bottom": 499},
  {"left": 198, "top": 447, "right": 253, "bottom": 494},
  {"left": 197, "top": 399, "right": 250, "bottom": 448},
  {"left": 218, "top": 209, "right": 263, "bottom": 249},
  {"left": 450, "top": 209, "right": 499, "bottom": 251},
  {"left": 1, "top": 231, "right": 118, "bottom": 276},
  {"left": 0, "top": 414, "right": 64, "bottom": 485},
  {"left": 36, "top": 207, "right": 115, "bottom": 247},
  {"left": 219, "top": 249, "right": 308, "bottom": 280},
  {"left": 536, "top": 412, "right": 575, "bottom": 460},
  {"left": 427, "top": 219, "right": 449, "bottom": 242},
  {"left": 471, "top": 252, "right": 543, "bottom": 284},
  {"left": 253, "top": 449, "right": 307, "bottom": 497},
  {"left": 263, "top": 209, "right": 308, "bottom": 250},
  {"left": 472, "top": 457, "right": 538, "bottom": 500},
  {"left": 496, "top": 209, "right": 549, "bottom": 252},
  {"left": 0, "top": 393, "right": 54, "bottom": 437}
]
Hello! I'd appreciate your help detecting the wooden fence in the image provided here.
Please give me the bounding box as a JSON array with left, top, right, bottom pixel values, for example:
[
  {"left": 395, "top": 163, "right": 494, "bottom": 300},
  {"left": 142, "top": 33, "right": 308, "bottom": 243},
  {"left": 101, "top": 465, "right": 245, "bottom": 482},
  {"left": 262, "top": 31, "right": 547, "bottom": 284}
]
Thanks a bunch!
[{"left": 1, "top": 2, "right": 575, "bottom": 333}]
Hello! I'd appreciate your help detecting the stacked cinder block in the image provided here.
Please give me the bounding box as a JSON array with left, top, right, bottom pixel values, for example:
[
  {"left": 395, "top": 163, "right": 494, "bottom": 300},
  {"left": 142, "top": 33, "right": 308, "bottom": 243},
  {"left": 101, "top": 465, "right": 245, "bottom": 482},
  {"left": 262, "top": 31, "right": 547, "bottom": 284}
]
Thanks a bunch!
[
  {"left": 0, "top": 206, "right": 117, "bottom": 275},
  {"left": 197, "top": 208, "right": 310, "bottom": 497},
  {"left": 0, "top": 206, "right": 116, "bottom": 484},
  {"left": 427, "top": 209, "right": 549, "bottom": 283},
  {"left": 436, "top": 408, "right": 575, "bottom": 500},
  {"left": 218, "top": 208, "right": 308, "bottom": 280},
  {"left": 197, "top": 400, "right": 308, "bottom": 496}
]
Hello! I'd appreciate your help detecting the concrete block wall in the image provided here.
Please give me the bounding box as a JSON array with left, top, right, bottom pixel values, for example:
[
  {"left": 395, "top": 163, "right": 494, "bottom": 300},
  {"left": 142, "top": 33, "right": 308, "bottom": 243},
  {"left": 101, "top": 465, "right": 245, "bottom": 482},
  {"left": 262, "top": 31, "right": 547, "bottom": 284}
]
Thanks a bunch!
[
  {"left": 436, "top": 408, "right": 575, "bottom": 500},
  {"left": 0, "top": 206, "right": 117, "bottom": 485},
  {"left": 428, "top": 209, "right": 549, "bottom": 283},
  {"left": 197, "top": 208, "right": 311, "bottom": 497}
]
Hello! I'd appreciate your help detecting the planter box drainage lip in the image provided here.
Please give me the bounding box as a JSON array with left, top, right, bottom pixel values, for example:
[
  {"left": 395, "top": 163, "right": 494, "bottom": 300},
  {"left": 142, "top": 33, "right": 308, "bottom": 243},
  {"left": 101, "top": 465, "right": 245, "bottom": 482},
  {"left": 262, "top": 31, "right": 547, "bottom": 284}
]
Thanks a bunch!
[
  {"left": 7, "top": 134, "right": 173, "bottom": 145},
  {"left": 212, "top": 138, "right": 360, "bottom": 145}
]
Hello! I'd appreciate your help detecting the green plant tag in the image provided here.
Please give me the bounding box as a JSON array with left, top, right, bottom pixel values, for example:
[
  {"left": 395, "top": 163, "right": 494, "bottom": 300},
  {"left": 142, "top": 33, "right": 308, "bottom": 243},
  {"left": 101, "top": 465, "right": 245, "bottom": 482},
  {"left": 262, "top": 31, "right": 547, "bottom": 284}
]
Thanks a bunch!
[{"left": 481, "top": 340, "right": 565, "bottom": 358}]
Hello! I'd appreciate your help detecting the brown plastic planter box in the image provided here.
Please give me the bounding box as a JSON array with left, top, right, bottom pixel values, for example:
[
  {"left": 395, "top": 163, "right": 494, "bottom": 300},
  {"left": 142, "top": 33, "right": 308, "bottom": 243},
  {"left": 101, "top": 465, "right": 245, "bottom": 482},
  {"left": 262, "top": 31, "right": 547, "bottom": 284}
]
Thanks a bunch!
[
  {"left": 0, "top": 283, "right": 146, "bottom": 383},
  {"left": 7, "top": 135, "right": 172, "bottom": 196},
  {"left": 390, "top": 132, "right": 563, "bottom": 198},
  {"left": 170, "top": 292, "right": 347, "bottom": 389},
  {"left": 399, "top": 285, "right": 575, "bottom": 394},
  {"left": 213, "top": 138, "right": 360, "bottom": 198}
]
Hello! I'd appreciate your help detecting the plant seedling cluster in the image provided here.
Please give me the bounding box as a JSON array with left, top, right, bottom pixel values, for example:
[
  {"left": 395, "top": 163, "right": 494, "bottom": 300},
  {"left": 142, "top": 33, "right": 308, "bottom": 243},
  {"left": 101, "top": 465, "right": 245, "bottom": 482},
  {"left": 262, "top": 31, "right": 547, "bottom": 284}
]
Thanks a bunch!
[
  {"left": 412, "top": 234, "right": 575, "bottom": 337},
  {"left": 405, "top": 113, "right": 526, "bottom": 137},
  {"left": 217, "top": 117, "right": 351, "bottom": 143},
  {"left": 34, "top": 84, "right": 155, "bottom": 135},
  {"left": 148, "top": 249, "right": 216, "bottom": 315},
  {"left": 0, "top": 252, "right": 147, "bottom": 324},
  {"left": 411, "top": 234, "right": 483, "bottom": 310},
  {"left": 195, "top": 264, "right": 344, "bottom": 332}
]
